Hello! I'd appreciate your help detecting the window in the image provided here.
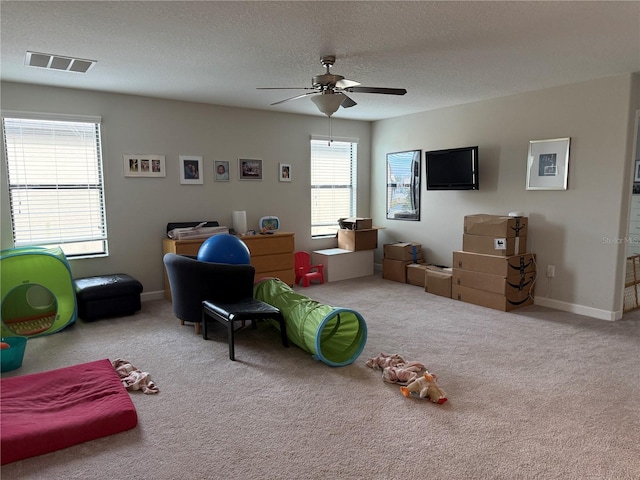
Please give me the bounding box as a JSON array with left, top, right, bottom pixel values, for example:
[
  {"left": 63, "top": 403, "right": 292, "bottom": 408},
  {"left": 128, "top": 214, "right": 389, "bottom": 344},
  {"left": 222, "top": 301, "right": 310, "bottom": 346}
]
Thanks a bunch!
[
  {"left": 310, "top": 136, "right": 358, "bottom": 237},
  {"left": 2, "top": 113, "right": 108, "bottom": 258}
]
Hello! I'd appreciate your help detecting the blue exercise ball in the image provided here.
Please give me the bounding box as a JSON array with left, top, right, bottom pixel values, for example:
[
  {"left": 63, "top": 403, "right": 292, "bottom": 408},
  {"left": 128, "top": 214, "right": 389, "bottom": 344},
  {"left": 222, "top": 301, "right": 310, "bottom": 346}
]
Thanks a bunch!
[{"left": 197, "top": 234, "right": 251, "bottom": 264}]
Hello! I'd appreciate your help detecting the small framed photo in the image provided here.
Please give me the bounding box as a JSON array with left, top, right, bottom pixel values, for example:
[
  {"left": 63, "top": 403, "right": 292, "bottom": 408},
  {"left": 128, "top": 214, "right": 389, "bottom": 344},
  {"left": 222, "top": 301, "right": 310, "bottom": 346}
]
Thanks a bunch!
[
  {"left": 634, "top": 160, "right": 640, "bottom": 183},
  {"left": 215, "top": 160, "right": 230, "bottom": 181},
  {"left": 179, "top": 155, "right": 203, "bottom": 185},
  {"left": 123, "top": 154, "right": 165, "bottom": 177},
  {"left": 279, "top": 163, "right": 292, "bottom": 182},
  {"left": 239, "top": 158, "right": 262, "bottom": 180},
  {"left": 526, "top": 138, "right": 570, "bottom": 190}
]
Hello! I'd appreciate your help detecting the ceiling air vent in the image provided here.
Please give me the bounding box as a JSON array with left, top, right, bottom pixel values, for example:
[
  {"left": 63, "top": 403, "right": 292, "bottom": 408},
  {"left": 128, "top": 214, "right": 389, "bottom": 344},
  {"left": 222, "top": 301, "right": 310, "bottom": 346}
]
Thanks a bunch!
[{"left": 25, "top": 51, "right": 96, "bottom": 73}]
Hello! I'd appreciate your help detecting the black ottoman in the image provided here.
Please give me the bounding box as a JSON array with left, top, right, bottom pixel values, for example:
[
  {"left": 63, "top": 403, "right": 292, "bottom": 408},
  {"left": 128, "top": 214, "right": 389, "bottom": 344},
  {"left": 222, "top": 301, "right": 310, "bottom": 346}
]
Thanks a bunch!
[{"left": 75, "top": 274, "right": 143, "bottom": 321}]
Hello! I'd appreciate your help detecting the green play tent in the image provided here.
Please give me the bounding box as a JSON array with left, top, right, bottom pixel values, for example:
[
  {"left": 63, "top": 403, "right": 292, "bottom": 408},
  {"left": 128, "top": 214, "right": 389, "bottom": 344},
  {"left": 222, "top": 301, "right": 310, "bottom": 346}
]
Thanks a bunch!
[
  {"left": 254, "top": 278, "right": 367, "bottom": 367},
  {"left": 1, "top": 246, "right": 77, "bottom": 338}
]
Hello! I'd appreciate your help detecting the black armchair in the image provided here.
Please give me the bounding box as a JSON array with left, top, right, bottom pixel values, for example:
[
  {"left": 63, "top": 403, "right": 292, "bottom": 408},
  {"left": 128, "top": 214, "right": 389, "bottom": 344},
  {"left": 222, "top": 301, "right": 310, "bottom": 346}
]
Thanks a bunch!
[
  {"left": 163, "top": 254, "right": 255, "bottom": 333},
  {"left": 162, "top": 253, "right": 288, "bottom": 360}
]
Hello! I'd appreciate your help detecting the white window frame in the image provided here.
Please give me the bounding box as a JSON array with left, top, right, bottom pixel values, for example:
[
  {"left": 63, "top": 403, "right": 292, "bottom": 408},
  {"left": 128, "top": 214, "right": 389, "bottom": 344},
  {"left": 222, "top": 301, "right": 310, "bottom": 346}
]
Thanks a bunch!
[
  {"left": 310, "top": 136, "right": 358, "bottom": 238},
  {"left": 2, "top": 111, "right": 108, "bottom": 258}
]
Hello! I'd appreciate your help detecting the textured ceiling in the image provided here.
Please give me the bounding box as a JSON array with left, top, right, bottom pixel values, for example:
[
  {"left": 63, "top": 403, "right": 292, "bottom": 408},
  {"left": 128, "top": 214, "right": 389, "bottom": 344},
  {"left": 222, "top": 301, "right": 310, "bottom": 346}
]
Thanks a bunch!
[{"left": 1, "top": 1, "right": 639, "bottom": 121}]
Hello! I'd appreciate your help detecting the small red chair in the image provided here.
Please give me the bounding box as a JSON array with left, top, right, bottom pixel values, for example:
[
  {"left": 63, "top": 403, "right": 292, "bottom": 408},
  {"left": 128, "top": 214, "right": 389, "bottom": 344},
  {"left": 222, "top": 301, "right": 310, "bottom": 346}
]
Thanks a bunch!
[{"left": 294, "top": 251, "right": 324, "bottom": 287}]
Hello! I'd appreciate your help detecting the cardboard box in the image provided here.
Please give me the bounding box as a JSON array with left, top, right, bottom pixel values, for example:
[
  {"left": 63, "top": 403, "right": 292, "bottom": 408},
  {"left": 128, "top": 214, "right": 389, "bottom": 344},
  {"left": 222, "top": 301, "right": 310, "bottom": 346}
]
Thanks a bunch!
[
  {"left": 384, "top": 242, "right": 423, "bottom": 261},
  {"left": 425, "top": 265, "right": 453, "bottom": 274},
  {"left": 383, "top": 258, "right": 412, "bottom": 283},
  {"left": 406, "top": 263, "right": 429, "bottom": 287},
  {"left": 337, "top": 228, "right": 378, "bottom": 251},
  {"left": 452, "top": 284, "right": 534, "bottom": 311},
  {"left": 463, "top": 214, "right": 528, "bottom": 238},
  {"left": 452, "top": 268, "right": 536, "bottom": 296},
  {"left": 452, "top": 251, "right": 536, "bottom": 277},
  {"left": 425, "top": 270, "right": 452, "bottom": 298},
  {"left": 462, "top": 234, "right": 527, "bottom": 256},
  {"left": 339, "top": 217, "right": 373, "bottom": 230}
]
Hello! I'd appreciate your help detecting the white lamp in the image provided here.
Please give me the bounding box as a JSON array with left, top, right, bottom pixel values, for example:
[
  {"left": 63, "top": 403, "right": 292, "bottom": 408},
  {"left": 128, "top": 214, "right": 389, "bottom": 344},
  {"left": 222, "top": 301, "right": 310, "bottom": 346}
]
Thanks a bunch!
[
  {"left": 232, "top": 210, "right": 247, "bottom": 235},
  {"left": 311, "top": 92, "right": 344, "bottom": 117}
]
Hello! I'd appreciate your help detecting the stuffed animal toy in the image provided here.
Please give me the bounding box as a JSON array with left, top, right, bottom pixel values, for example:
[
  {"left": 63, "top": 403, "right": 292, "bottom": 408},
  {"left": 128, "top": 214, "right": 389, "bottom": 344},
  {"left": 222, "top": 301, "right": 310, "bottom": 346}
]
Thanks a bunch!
[
  {"left": 366, "top": 353, "right": 429, "bottom": 385},
  {"left": 381, "top": 361, "right": 426, "bottom": 385},
  {"left": 366, "top": 353, "right": 428, "bottom": 385},
  {"left": 365, "top": 353, "right": 406, "bottom": 370},
  {"left": 400, "top": 372, "right": 447, "bottom": 404},
  {"left": 112, "top": 358, "right": 159, "bottom": 395},
  {"left": 366, "top": 354, "right": 449, "bottom": 402}
]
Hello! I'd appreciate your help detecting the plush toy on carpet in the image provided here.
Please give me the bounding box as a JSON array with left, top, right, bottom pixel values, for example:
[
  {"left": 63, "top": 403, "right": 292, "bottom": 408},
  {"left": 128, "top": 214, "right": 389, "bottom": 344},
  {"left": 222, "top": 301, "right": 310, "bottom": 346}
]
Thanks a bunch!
[
  {"left": 400, "top": 372, "right": 447, "bottom": 404},
  {"left": 365, "top": 353, "right": 427, "bottom": 385},
  {"left": 365, "top": 353, "right": 406, "bottom": 370},
  {"left": 112, "top": 358, "right": 159, "bottom": 394},
  {"left": 381, "top": 361, "right": 427, "bottom": 384}
]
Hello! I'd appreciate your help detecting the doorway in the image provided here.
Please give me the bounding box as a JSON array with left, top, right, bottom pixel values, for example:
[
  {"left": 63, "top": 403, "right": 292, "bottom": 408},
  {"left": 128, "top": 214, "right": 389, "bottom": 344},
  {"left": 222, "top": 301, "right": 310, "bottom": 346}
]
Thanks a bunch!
[{"left": 624, "top": 110, "right": 640, "bottom": 314}]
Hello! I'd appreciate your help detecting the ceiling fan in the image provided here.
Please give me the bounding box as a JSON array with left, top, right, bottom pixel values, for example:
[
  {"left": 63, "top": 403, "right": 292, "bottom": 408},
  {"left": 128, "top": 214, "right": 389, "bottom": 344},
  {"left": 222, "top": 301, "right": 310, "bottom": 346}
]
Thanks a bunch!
[{"left": 257, "top": 55, "right": 407, "bottom": 117}]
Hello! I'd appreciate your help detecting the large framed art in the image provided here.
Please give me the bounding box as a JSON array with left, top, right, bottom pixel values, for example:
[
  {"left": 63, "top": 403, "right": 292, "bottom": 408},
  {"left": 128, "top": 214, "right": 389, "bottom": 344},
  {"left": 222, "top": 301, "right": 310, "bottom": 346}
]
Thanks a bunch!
[
  {"left": 386, "top": 149, "right": 421, "bottom": 220},
  {"left": 526, "top": 138, "right": 570, "bottom": 190}
]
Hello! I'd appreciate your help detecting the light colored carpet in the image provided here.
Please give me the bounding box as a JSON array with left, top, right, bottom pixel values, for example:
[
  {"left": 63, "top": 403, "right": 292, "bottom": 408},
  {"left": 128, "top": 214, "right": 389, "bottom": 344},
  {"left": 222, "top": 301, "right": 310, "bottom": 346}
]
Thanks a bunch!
[{"left": 2, "top": 274, "right": 639, "bottom": 479}]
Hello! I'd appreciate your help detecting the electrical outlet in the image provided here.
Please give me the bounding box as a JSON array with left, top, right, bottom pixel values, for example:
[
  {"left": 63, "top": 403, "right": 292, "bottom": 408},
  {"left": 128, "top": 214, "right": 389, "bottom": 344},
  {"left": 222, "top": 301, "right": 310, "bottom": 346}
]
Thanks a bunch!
[{"left": 546, "top": 265, "right": 555, "bottom": 278}]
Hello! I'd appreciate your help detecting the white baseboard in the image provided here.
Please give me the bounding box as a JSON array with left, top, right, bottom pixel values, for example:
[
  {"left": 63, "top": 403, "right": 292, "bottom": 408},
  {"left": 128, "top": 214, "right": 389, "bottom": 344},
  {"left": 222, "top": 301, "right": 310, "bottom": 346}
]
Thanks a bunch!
[
  {"left": 141, "top": 290, "right": 165, "bottom": 302},
  {"left": 534, "top": 296, "right": 621, "bottom": 321}
]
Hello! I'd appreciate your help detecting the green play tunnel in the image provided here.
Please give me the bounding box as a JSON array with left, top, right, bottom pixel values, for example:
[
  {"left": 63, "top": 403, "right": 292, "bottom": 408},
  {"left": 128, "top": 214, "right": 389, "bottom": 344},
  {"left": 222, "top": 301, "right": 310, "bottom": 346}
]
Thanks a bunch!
[{"left": 254, "top": 278, "right": 367, "bottom": 367}]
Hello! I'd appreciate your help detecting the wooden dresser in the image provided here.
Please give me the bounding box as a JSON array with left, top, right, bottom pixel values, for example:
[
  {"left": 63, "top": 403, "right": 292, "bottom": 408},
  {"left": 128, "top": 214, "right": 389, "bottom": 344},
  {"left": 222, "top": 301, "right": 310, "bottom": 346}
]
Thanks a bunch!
[{"left": 162, "top": 232, "right": 295, "bottom": 301}]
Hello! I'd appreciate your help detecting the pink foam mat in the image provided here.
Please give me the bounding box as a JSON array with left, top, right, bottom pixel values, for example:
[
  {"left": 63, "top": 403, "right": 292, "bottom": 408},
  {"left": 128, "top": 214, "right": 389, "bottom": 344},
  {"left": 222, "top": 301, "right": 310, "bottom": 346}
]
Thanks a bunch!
[{"left": 1, "top": 358, "right": 138, "bottom": 465}]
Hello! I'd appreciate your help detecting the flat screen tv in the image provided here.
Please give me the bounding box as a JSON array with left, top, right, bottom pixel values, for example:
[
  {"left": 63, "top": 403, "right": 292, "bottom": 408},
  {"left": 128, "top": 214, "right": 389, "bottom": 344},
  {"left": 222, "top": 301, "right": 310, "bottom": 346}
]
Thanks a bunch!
[{"left": 425, "top": 146, "right": 479, "bottom": 190}]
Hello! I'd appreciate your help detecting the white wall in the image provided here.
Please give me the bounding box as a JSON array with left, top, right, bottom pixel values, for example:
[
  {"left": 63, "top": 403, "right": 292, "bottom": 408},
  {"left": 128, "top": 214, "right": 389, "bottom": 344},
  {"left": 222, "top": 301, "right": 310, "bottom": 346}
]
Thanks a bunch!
[
  {"left": 3, "top": 75, "right": 638, "bottom": 319},
  {"left": 0, "top": 82, "right": 372, "bottom": 296},
  {"left": 371, "top": 74, "right": 640, "bottom": 319}
]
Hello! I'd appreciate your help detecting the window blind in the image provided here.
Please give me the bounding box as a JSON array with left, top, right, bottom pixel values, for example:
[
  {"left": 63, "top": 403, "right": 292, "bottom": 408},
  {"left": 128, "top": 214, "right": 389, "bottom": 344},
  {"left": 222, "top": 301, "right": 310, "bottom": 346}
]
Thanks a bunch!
[
  {"left": 2, "top": 115, "right": 108, "bottom": 257},
  {"left": 310, "top": 137, "right": 358, "bottom": 237}
]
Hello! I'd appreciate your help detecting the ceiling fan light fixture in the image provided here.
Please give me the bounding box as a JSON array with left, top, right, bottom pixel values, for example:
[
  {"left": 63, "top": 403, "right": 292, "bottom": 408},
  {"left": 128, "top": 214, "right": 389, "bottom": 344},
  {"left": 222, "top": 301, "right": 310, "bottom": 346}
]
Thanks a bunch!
[{"left": 311, "top": 92, "right": 345, "bottom": 117}]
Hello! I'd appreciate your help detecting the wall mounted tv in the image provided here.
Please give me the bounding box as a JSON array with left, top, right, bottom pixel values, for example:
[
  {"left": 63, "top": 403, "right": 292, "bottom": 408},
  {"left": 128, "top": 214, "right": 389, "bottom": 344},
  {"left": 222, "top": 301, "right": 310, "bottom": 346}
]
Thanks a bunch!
[{"left": 425, "top": 146, "right": 479, "bottom": 190}]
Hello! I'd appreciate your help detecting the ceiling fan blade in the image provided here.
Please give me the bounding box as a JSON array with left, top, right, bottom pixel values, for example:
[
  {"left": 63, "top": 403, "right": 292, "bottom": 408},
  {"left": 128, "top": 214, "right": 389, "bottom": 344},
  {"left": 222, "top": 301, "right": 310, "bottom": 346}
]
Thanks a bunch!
[
  {"left": 336, "top": 79, "right": 360, "bottom": 89},
  {"left": 345, "top": 86, "right": 407, "bottom": 95},
  {"left": 270, "top": 91, "right": 318, "bottom": 106},
  {"left": 257, "top": 87, "right": 314, "bottom": 90},
  {"left": 341, "top": 94, "right": 357, "bottom": 108}
]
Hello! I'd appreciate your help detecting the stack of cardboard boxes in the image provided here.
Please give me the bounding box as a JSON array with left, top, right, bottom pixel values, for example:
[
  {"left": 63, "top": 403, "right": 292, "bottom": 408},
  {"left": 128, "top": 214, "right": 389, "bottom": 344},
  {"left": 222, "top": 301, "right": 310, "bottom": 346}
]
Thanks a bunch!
[
  {"left": 452, "top": 214, "right": 535, "bottom": 311},
  {"left": 383, "top": 243, "right": 453, "bottom": 298},
  {"left": 383, "top": 242, "right": 424, "bottom": 283}
]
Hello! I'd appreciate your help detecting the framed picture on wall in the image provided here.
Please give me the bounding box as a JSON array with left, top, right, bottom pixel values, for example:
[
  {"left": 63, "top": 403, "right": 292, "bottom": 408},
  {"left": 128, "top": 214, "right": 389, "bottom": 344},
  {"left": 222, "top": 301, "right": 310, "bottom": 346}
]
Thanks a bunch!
[
  {"left": 279, "top": 163, "right": 291, "bottom": 182},
  {"left": 123, "top": 154, "right": 166, "bottom": 177},
  {"left": 634, "top": 160, "right": 640, "bottom": 183},
  {"left": 386, "top": 149, "right": 421, "bottom": 220},
  {"left": 239, "top": 158, "right": 262, "bottom": 180},
  {"left": 215, "top": 160, "right": 230, "bottom": 181},
  {"left": 179, "top": 155, "right": 203, "bottom": 185},
  {"left": 526, "top": 138, "right": 570, "bottom": 190}
]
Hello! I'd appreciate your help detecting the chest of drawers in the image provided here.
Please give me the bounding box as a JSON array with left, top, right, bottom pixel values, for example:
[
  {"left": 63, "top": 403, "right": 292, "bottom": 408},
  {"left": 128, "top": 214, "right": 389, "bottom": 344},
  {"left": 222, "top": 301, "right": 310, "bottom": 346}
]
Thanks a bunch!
[{"left": 162, "top": 233, "right": 295, "bottom": 301}]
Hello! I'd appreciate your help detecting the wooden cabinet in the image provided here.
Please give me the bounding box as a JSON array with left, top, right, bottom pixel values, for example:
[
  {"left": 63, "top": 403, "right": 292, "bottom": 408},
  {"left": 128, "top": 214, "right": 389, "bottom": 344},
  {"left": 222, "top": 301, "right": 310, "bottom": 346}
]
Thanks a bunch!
[
  {"left": 162, "top": 232, "right": 295, "bottom": 300},
  {"left": 240, "top": 233, "right": 295, "bottom": 286}
]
